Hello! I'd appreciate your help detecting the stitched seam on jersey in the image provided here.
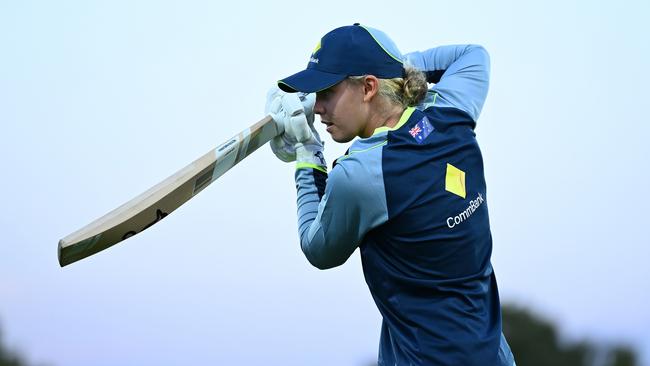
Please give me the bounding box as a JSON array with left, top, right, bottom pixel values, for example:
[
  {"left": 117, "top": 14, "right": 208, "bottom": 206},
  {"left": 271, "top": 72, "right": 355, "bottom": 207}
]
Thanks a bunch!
[
  {"left": 337, "top": 140, "right": 387, "bottom": 162},
  {"left": 420, "top": 91, "right": 438, "bottom": 110}
]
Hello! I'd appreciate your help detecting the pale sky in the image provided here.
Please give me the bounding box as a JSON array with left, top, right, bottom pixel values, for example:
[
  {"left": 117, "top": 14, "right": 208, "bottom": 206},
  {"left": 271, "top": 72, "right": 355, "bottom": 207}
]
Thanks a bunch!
[{"left": 1, "top": 1, "right": 649, "bottom": 365}]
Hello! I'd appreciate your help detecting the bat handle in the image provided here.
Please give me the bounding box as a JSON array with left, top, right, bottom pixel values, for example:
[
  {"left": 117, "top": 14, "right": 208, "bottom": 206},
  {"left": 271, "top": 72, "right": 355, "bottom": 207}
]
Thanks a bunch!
[{"left": 268, "top": 114, "right": 285, "bottom": 136}]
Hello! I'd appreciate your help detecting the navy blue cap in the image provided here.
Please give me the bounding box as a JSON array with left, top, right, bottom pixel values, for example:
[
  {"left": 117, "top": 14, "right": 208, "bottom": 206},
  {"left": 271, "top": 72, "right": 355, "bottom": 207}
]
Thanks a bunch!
[{"left": 278, "top": 24, "right": 404, "bottom": 93}]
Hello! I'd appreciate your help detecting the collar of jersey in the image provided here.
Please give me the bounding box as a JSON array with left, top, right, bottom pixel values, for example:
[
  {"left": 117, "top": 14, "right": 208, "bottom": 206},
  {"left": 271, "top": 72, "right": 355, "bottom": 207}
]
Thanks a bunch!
[
  {"left": 371, "top": 106, "right": 416, "bottom": 136},
  {"left": 341, "top": 106, "right": 416, "bottom": 161}
]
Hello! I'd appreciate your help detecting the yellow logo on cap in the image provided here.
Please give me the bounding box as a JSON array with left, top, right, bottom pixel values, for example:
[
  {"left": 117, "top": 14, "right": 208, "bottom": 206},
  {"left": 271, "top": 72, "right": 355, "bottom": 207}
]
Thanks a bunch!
[
  {"left": 312, "top": 40, "right": 321, "bottom": 55},
  {"left": 445, "top": 163, "right": 466, "bottom": 198}
]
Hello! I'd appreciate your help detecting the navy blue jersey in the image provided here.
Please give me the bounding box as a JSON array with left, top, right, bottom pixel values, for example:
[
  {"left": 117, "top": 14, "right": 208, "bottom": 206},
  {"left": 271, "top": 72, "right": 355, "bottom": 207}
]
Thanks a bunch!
[{"left": 294, "top": 45, "right": 515, "bottom": 366}]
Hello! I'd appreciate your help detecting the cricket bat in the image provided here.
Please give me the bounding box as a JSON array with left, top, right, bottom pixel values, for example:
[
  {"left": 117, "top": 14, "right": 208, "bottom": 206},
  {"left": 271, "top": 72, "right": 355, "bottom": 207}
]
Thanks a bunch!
[{"left": 58, "top": 115, "right": 279, "bottom": 267}]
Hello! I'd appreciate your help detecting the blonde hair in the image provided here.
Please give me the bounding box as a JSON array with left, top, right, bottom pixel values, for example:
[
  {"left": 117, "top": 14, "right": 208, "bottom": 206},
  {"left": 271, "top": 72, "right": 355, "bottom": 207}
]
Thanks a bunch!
[{"left": 349, "top": 66, "right": 428, "bottom": 108}]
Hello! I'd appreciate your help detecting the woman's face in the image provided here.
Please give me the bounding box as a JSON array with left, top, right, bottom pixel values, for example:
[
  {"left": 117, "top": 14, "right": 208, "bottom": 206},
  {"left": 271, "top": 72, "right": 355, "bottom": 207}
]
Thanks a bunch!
[{"left": 314, "top": 79, "right": 370, "bottom": 143}]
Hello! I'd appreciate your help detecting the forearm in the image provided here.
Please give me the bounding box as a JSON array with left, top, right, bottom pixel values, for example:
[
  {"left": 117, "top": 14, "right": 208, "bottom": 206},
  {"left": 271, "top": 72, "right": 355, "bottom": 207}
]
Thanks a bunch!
[
  {"left": 405, "top": 45, "right": 487, "bottom": 73},
  {"left": 293, "top": 152, "right": 390, "bottom": 270},
  {"left": 405, "top": 45, "right": 490, "bottom": 121},
  {"left": 295, "top": 167, "right": 327, "bottom": 247},
  {"left": 294, "top": 167, "right": 351, "bottom": 270}
]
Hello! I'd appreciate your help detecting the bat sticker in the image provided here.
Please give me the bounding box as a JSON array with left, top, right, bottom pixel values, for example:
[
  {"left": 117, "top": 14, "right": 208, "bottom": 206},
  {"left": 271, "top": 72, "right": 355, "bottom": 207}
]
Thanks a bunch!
[
  {"left": 121, "top": 209, "right": 169, "bottom": 240},
  {"left": 217, "top": 139, "right": 237, "bottom": 152}
]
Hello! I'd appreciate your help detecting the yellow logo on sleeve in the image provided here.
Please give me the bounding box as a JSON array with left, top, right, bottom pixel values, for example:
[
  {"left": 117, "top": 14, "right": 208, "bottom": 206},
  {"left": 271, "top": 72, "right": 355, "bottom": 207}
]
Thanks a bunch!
[{"left": 445, "top": 163, "right": 466, "bottom": 198}]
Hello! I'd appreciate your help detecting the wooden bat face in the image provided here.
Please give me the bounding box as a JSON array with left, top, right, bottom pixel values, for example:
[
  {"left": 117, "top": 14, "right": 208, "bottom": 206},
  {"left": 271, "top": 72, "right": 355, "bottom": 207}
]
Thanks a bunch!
[{"left": 58, "top": 115, "right": 278, "bottom": 267}]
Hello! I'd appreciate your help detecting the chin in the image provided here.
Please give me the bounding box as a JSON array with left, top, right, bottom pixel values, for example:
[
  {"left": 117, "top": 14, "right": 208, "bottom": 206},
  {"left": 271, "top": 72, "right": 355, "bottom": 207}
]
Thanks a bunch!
[{"left": 332, "top": 134, "right": 354, "bottom": 143}]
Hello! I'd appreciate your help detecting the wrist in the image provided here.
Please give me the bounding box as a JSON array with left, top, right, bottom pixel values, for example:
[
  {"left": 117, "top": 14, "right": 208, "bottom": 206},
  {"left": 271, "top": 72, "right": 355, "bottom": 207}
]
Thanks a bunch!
[{"left": 295, "top": 144, "right": 327, "bottom": 172}]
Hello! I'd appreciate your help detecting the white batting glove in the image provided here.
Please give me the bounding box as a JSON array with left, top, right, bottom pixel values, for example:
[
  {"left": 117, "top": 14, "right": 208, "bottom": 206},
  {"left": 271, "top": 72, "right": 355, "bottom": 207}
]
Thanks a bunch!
[
  {"left": 265, "top": 86, "right": 325, "bottom": 169},
  {"left": 265, "top": 88, "right": 297, "bottom": 162}
]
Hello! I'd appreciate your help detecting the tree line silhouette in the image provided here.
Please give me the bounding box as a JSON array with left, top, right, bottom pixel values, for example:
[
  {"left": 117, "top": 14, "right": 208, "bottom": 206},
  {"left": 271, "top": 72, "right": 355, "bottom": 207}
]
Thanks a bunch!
[
  {"left": 503, "top": 305, "right": 638, "bottom": 366},
  {"left": 2, "top": 305, "right": 641, "bottom": 365}
]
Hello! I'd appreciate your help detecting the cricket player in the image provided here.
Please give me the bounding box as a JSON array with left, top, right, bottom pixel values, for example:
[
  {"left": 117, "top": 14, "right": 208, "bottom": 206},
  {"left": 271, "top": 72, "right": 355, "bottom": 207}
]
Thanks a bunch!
[{"left": 266, "top": 24, "right": 516, "bottom": 366}]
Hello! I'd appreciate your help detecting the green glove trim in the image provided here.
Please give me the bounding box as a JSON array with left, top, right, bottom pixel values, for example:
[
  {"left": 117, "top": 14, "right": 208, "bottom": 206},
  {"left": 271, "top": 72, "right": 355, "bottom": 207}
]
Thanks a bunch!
[{"left": 296, "top": 162, "right": 327, "bottom": 173}]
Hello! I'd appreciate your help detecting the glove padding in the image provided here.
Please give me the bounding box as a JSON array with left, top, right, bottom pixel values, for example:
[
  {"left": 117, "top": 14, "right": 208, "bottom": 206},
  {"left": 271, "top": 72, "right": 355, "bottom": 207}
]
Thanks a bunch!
[{"left": 265, "top": 86, "right": 324, "bottom": 167}]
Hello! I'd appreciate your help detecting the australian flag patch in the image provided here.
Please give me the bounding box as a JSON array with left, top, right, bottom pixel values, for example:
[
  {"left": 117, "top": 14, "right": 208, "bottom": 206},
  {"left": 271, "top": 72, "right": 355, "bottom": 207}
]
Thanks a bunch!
[{"left": 408, "top": 116, "right": 434, "bottom": 144}]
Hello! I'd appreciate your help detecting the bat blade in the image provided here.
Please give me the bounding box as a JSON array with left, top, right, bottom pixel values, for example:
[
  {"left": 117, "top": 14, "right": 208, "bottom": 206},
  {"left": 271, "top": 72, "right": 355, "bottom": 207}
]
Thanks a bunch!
[{"left": 58, "top": 115, "right": 278, "bottom": 267}]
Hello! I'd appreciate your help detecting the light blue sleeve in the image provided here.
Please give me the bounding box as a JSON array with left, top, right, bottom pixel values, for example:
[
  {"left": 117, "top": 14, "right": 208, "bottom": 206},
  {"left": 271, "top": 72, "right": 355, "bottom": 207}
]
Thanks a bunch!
[
  {"left": 404, "top": 45, "right": 490, "bottom": 121},
  {"left": 294, "top": 148, "right": 388, "bottom": 270}
]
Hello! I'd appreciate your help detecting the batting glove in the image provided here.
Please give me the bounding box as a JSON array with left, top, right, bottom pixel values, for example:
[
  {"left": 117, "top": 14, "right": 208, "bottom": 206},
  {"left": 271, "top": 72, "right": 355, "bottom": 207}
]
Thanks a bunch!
[{"left": 265, "top": 86, "right": 326, "bottom": 170}]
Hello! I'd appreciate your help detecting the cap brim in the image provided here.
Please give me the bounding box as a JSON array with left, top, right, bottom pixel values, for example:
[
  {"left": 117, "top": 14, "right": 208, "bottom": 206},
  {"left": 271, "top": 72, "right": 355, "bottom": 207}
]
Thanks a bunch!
[{"left": 278, "top": 68, "right": 347, "bottom": 93}]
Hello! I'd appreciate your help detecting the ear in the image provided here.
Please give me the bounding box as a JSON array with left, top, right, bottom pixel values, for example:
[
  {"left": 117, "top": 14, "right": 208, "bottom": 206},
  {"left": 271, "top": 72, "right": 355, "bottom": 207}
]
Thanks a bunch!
[{"left": 362, "top": 75, "right": 380, "bottom": 102}]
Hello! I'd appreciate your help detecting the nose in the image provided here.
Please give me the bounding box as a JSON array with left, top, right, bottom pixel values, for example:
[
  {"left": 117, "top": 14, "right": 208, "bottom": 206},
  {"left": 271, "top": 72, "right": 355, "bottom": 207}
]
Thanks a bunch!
[{"left": 313, "top": 95, "right": 324, "bottom": 115}]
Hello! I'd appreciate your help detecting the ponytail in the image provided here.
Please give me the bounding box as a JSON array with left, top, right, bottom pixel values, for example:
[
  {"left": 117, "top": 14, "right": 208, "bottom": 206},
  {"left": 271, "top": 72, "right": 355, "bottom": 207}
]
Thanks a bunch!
[
  {"left": 349, "top": 66, "right": 428, "bottom": 108},
  {"left": 400, "top": 66, "right": 428, "bottom": 107}
]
